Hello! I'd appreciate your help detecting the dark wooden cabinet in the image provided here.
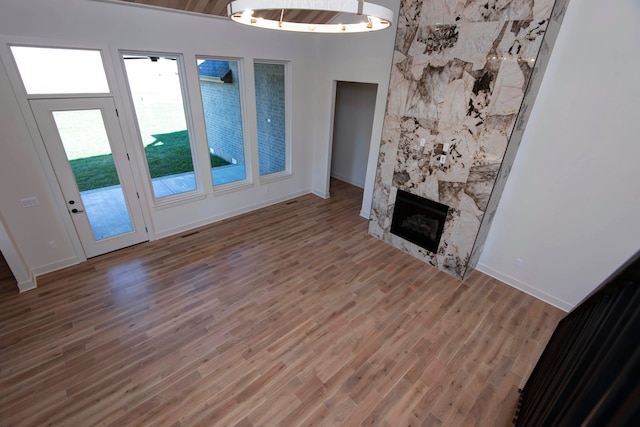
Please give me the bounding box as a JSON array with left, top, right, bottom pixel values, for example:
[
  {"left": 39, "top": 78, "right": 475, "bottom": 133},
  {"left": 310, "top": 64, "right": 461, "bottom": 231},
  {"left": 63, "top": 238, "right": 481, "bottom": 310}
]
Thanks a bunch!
[{"left": 515, "top": 251, "right": 640, "bottom": 426}]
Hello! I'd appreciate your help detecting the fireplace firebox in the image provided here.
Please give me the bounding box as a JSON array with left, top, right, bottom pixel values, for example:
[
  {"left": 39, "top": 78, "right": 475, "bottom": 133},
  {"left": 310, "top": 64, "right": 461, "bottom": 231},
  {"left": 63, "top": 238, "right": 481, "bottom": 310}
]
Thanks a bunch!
[{"left": 390, "top": 190, "right": 449, "bottom": 254}]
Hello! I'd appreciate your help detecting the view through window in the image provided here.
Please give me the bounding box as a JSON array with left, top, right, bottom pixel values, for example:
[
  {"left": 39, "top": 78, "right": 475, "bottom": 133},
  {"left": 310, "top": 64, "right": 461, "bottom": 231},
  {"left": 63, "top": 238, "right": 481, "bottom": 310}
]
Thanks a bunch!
[
  {"left": 196, "top": 57, "right": 247, "bottom": 186},
  {"left": 254, "top": 62, "right": 287, "bottom": 176},
  {"left": 122, "top": 54, "right": 199, "bottom": 198},
  {"left": 52, "top": 110, "right": 134, "bottom": 240},
  {"left": 11, "top": 46, "right": 109, "bottom": 95}
]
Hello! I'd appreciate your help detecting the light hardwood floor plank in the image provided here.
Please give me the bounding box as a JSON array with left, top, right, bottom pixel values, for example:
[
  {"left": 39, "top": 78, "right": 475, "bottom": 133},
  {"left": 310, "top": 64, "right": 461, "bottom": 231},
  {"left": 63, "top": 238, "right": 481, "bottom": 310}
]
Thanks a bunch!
[{"left": 0, "top": 179, "right": 565, "bottom": 426}]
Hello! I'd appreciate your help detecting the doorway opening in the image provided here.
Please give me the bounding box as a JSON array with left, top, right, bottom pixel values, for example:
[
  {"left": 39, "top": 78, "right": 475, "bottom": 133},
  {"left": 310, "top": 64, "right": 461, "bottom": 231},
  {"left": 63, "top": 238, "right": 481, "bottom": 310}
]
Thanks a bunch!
[{"left": 330, "top": 81, "right": 378, "bottom": 191}]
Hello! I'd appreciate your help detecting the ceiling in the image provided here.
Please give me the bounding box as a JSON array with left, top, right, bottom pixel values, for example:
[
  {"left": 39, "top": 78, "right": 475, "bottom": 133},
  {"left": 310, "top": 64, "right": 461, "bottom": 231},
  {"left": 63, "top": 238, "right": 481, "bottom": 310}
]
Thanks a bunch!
[{"left": 115, "top": 0, "right": 340, "bottom": 24}]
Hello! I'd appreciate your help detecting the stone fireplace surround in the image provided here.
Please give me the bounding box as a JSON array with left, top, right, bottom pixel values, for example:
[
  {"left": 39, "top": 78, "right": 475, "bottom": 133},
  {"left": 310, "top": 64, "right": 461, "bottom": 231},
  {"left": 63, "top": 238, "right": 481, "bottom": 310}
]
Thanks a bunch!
[{"left": 369, "top": 0, "right": 570, "bottom": 280}]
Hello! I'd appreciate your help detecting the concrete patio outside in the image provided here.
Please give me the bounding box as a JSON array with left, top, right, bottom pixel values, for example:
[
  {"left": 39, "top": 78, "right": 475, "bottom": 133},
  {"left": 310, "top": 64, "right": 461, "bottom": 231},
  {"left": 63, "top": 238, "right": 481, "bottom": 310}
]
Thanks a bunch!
[{"left": 80, "top": 164, "right": 245, "bottom": 241}]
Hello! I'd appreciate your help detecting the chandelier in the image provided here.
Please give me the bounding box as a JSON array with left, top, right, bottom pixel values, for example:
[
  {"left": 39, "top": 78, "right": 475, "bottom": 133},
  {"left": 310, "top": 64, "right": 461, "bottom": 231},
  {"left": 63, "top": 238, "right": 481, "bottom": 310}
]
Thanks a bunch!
[{"left": 227, "top": 0, "right": 393, "bottom": 33}]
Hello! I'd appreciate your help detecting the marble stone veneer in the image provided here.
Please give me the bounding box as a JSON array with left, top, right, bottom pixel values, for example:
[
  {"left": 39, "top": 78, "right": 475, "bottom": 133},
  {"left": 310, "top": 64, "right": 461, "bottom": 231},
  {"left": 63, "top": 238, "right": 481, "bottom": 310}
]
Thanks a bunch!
[{"left": 369, "top": 0, "right": 570, "bottom": 280}]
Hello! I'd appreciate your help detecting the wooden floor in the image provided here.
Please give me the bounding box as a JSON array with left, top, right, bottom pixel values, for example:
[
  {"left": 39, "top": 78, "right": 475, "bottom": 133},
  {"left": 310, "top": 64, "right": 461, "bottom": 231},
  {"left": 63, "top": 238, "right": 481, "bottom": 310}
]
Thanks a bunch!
[{"left": 0, "top": 180, "right": 565, "bottom": 426}]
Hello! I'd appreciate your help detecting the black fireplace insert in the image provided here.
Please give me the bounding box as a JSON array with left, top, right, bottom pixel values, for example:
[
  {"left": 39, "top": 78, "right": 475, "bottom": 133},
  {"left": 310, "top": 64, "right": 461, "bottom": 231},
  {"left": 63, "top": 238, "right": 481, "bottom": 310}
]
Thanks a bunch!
[{"left": 390, "top": 189, "right": 449, "bottom": 254}]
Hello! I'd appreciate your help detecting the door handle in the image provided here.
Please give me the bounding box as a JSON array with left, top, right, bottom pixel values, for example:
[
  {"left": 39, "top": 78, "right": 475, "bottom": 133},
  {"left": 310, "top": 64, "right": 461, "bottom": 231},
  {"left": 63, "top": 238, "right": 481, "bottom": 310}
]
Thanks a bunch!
[{"left": 71, "top": 208, "right": 85, "bottom": 214}]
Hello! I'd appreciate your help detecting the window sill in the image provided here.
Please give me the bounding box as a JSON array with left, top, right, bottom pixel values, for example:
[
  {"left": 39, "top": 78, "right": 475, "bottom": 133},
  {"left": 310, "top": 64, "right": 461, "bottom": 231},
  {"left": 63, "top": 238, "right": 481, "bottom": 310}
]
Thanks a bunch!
[
  {"left": 212, "top": 180, "right": 255, "bottom": 196},
  {"left": 259, "top": 171, "right": 292, "bottom": 185},
  {"left": 152, "top": 190, "right": 207, "bottom": 210}
]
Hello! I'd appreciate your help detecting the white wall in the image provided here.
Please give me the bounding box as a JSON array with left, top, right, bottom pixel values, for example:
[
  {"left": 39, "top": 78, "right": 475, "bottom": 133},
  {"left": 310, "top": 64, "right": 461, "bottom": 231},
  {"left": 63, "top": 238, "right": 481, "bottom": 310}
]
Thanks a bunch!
[
  {"left": 330, "top": 82, "right": 378, "bottom": 188},
  {"left": 477, "top": 0, "right": 640, "bottom": 310},
  {"left": 0, "top": 0, "right": 322, "bottom": 277},
  {"left": 3, "top": 0, "right": 633, "bottom": 310}
]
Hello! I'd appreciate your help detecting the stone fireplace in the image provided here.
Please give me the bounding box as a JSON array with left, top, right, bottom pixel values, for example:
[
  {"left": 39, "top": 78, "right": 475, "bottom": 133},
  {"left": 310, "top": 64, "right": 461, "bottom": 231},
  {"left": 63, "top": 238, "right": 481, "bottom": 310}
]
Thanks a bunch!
[{"left": 369, "top": 0, "right": 570, "bottom": 280}]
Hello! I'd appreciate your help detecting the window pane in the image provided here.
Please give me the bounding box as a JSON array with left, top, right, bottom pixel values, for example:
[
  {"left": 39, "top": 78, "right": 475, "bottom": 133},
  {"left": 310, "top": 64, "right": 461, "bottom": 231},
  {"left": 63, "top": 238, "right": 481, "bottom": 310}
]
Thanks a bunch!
[
  {"left": 122, "top": 54, "right": 197, "bottom": 198},
  {"left": 196, "top": 58, "right": 246, "bottom": 185},
  {"left": 53, "top": 110, "right": 134, "bottom": 241},
  {"left": 254, "top": 63, "right": 286, "bottom": 176},
  {"left": 10, "top": 46, "right": 109, "bottom": 94}
]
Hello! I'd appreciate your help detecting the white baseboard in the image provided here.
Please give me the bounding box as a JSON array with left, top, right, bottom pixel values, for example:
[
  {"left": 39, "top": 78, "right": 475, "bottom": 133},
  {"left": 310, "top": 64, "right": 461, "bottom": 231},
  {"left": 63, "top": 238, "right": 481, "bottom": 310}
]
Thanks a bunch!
[
  {"left": 360, "top": 209, "right": 370, "bottom": 220},
  {"left": 155, "top": 190, "right": 311, "bottom": 239},
  {"left": 476, "top": 262, "right": 573, "bottom": 312},
  {"left": 31, "top": 256, "right": 82, "bottom": 278},
  {"left": 18, "top": 278, "right": 37, "bottom": 293},
  {"left": 330, "top": 173, "right": 365, "bottom": 189},
  {"left": 311, "top": 189, "right": 330, "bottom": 199}
]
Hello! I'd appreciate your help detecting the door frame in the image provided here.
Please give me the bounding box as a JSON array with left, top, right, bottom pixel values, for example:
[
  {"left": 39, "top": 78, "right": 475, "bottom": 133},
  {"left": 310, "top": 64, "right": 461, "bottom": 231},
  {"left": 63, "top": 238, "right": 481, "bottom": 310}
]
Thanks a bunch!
[
  {"left": 30, "top": 96, "right": 149, "bottom": 258},
  {"left": 0, "top": 39, "right": 159, "bottom": 270},
  {"left": 325, "top": 79, "right": 384, "bottom": 219}
]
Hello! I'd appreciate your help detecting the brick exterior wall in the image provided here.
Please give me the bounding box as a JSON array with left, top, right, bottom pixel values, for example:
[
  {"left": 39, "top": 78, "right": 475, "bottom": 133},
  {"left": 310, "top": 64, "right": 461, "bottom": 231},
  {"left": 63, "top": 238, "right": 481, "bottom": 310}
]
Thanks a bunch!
[
  {"left": 199, "top": 61, "right": 286, "bottom": 176},
  {"left": 200, "top": 61, "right": 245, "bottom": 166},
  {"left": 254, "top": 63, "right": 286, "bottom": 176}
]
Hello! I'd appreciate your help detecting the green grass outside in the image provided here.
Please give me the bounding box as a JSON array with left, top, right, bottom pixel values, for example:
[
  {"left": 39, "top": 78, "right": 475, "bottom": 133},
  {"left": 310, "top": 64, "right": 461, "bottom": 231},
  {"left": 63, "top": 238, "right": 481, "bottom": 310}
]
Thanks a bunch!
[{"left": 70, "top": 130, "right": 229, "bottom": 192}]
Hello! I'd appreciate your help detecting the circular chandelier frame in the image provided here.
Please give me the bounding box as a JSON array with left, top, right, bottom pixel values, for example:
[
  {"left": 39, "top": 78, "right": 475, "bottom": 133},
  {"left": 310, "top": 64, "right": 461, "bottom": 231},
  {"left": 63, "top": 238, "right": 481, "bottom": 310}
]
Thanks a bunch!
[{"left": 227, "top": 0, "right": 393, "bottom": 33}]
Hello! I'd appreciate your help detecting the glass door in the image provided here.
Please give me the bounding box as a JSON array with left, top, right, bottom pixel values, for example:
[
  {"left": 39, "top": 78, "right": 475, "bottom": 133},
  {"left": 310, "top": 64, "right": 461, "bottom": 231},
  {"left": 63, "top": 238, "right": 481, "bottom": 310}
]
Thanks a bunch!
[{"left": 30, "top": 98, "right": 148, "bottom": 258}]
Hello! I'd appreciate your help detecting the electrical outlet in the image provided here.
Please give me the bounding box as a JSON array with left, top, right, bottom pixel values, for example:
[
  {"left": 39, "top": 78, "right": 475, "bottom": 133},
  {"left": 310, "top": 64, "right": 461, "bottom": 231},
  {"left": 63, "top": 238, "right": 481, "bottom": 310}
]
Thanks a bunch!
[
  {"left": 439, "top": 155, "right": 446, "bottom": 164},
  {"left": 419, "top": 138, "right": 426, "bottom": 147},
  {"left": 20, "top": 197, "right": 39, "bottom": 208}
]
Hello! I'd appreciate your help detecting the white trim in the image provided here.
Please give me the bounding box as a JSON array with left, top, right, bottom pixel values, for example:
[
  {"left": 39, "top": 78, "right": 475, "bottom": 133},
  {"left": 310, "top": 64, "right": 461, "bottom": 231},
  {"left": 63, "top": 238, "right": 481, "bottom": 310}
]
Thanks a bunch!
[
  {"left": 0, "top": 215, "right": 35, "bottom": 292},
  {"left": 155, "top": 190, "right": 310, "bottom": 239},
  {"left": 312, "top": 189, "right": 330, "bottom": 199},
  {"left": 18, "top": 278, "right": 37, "bottom": 293},
  {"left": 476, "top": 262, "right": 573, "bottom": 312},
  {"left": 213, "top": 181, "right": 256, "bottom": 196},
  {"left": 259, "top": 171, "right": 293, "bottom": 185},
  {"left": 318, "top": 80, "right": 339, "bottom": 199},
  {"left": 330, "top": 172, "right": 364, "bottom": 189},
  {"left": 31, "top": 256, "right": 82, "bottom": 277},
  {"left": 359, "top": 209, "right": 370, "bottom": 219},
  {"left": 152, "top": 191, "right": 207, "bottom": 210}
]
